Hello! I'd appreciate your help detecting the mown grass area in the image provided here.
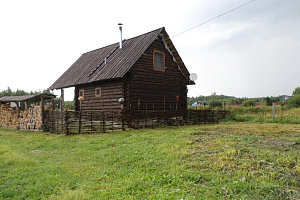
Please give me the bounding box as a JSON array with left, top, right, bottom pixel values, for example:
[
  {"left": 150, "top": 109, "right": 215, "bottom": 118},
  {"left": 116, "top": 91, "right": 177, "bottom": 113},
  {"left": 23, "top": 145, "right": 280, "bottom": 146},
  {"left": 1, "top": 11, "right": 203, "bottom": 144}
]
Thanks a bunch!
[{"left": 0, "top": 123, "right": 299, "bottom": 199}]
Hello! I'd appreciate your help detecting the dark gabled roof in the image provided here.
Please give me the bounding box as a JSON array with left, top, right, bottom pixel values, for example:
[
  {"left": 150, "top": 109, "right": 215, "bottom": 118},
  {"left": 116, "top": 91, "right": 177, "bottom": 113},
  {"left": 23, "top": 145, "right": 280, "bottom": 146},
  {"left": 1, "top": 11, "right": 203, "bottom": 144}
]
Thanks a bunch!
[
  {"left": 49, "top": 27, "right": 191, "bottom": 90},
  {"left": 0, "top": 94, "right": 56, "bottom": 103},
  {"left": 0, "top": 95, "right": 36, "bottom": 102}
]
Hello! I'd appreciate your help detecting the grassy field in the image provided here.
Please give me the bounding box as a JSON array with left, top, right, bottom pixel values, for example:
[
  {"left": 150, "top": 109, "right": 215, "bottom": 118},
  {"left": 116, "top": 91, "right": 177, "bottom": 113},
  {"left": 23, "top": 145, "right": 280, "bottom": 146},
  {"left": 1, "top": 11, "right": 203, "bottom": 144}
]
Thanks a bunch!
[
  {"left": 0, "top": 123, "right": 299, "bottom": 199},
  {"left": 225, "top": 106, "right": 300, "bottom": 124}
]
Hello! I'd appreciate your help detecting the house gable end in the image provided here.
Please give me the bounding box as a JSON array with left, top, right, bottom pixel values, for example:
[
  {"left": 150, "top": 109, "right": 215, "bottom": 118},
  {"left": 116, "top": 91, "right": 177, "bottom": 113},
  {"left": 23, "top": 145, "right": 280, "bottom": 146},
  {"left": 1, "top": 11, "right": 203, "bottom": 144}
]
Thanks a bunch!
[{"left": 125, "top": 35, "right": 189, "bottom": 110}]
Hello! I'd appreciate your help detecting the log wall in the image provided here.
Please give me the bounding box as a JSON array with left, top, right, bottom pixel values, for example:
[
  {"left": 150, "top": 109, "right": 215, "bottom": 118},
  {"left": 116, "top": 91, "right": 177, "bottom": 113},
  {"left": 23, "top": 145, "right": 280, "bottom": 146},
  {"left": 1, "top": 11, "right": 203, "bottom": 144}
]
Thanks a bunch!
[
  {"left": 126, "top": 36, "right": 188, "bottom": 111},
  {"left": 74, "top": 80, "right": 123, "bottom": 112}
]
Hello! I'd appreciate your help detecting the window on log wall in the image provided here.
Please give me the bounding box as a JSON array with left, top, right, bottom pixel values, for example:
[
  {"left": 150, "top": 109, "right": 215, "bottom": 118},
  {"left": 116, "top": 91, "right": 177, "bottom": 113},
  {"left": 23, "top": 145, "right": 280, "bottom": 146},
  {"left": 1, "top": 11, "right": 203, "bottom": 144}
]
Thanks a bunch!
[
  {"left": 95, "top": 87, "right": 101, "bottom": 97},
  {"left": 79, "top": 89, "right": 84, "bottom": 100},
  {"left": 153, "top": 50, "right": 165, "bottom": 72}
]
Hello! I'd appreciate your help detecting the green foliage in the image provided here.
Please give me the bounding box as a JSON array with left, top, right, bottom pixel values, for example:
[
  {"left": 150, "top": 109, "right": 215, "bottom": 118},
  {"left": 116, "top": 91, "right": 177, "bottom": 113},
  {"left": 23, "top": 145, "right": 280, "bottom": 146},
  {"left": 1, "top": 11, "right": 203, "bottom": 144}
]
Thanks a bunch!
[
  {"left": 65, "top": 101, "right": 75, "bottom": 110},
  {"left": 262, "top": 96, "right": 280, "bottom": 106},
  {"left": 263, "top": 97, "right": 272, "bottom": 106},
  {"left": 188, "top": 94, "right": 281, "bottom": 107},
  {"left": 292, "top": 87, "right": 300, "bottom": 96},
  {"left": 188, "top": 94, "right": 236, "bottom": 106},
  {"left": 225, "top": 106, "right": 300, "bottom": 124},
  {"left": 226, "top": 97, "right": 244, "bottom": 105},
  {"left": 0, "top": 87, "right": 50, "bottom": 97},
  {"left": 286, "top": 95, "right": 300, "bottom": 108},
  {"left": 1, "top": 124, "right": 299, "bottom": 199},
  {"left": 0, "top": 87, "right": 12, "bottom": 97},
  {"left": 242, "top": 99, "right": 255, "bottom": 107},
  {"left": 209, "top": 100, "right": 223, "bottom": 108}
]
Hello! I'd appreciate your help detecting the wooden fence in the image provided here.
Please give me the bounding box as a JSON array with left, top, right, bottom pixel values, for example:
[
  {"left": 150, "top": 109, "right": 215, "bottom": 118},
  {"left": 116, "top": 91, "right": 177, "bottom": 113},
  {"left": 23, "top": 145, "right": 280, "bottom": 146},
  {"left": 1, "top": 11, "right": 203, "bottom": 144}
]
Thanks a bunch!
[{"left": 44, "top": 109, "right": 228, "bottom": 135}]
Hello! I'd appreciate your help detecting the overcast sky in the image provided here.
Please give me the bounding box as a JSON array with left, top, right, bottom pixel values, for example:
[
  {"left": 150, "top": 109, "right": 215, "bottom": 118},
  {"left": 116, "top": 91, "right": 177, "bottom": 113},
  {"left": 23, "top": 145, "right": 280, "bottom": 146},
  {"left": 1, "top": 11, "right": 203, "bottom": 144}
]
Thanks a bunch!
[{"left": 1, "top": 0, "right": 299, "bottom": 100}]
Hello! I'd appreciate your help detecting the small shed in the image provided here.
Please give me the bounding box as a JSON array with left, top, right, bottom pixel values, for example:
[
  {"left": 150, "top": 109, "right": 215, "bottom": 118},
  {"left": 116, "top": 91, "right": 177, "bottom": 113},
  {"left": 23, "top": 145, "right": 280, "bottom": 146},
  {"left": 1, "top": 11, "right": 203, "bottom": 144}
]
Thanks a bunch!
[{"left": 0, "top": 94, "right": 55, "bottom": 130}]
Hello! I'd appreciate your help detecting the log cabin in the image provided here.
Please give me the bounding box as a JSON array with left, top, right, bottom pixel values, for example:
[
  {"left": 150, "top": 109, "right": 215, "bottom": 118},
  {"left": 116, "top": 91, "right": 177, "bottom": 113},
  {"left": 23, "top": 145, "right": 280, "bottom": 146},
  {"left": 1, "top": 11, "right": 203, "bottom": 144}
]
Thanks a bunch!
[{"left": 49, "top": 27, "right": 194, "bottom": 113}]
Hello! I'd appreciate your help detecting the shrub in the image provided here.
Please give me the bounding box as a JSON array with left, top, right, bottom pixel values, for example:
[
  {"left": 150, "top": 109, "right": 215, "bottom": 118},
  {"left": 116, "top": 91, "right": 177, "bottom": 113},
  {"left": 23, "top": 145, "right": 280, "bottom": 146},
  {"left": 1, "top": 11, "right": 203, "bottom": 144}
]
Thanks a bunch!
[
  {"left": 263, "top": 97, "right": 272, "bottom": 106},
  {"left": 242, "top": 100, "right": 255, "bottom": 107},
  {"left": 292, "top": 87, "right": 300, "bottom": 96},
  {"left": 65, "top": 101, "right": 75, "bottom": 110},
  {"left": 209, "top": 101, "right": 223, "bottom": 108},
  {"left": 287, "top": 95, "right": 300, "bottom": 108}
]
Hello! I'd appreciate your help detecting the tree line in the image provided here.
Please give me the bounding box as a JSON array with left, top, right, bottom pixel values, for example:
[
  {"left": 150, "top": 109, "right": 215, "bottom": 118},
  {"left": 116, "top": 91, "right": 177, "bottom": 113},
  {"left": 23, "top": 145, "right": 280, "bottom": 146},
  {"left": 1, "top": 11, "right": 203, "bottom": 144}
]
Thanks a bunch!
[
  {"left": 188, "top": 93, "right": 283, "bottom": 107},
  {"left": 188, "top": 87, "right": 300, "bottom": 108},
  {"left": 0, "top": 87, "right": 50, "bottom": 97},
  {"left": 0, "top": 87, "right": 76, "bottom": 110}
]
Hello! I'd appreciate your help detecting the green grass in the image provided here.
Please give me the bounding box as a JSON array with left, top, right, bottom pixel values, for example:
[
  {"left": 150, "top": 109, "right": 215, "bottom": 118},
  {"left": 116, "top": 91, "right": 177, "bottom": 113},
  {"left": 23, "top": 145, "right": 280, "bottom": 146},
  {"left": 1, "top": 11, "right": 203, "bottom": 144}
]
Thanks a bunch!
[
  {"left": 225, "top": 106, "right": 300, "bottom": 124},
  {"left": 0, "top": 124, "right": 299, "bottom": 199}
]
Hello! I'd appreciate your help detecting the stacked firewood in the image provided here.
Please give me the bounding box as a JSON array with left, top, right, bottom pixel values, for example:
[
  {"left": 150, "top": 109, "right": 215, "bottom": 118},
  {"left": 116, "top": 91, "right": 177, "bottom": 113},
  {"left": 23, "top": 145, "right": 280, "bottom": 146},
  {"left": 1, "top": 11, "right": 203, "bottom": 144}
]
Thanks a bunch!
[
  {"left": 19, "top": 104, "right": 42, "bottom": 130},
  {"left": 0, "top": 103, "right": 43, "bottom": 130},
  {"left": 0, "top": 101, "right": 54, "bottom": 131},
  {"left": 0, "top": 108, "right": 19, "bottom": 129}
]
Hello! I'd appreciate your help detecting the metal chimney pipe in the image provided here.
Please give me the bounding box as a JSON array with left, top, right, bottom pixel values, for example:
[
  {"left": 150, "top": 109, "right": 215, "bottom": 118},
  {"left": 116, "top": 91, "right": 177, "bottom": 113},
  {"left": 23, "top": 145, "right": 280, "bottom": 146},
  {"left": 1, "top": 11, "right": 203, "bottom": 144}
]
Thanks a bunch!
[{"left": 118, "top": 23, "right": 123, "bottom": 49}]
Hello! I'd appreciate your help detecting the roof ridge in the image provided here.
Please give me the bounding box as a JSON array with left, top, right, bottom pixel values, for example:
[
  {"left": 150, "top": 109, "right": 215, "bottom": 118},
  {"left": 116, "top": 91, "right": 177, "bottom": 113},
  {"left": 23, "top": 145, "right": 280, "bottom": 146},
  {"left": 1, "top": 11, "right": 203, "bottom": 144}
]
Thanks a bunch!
[
  {"left": 83, "top": 27, "right": 165, "bottom": 55},
  {"left": 123, "top": 27, "right": 165, "bottom": 42},
  {"left": 83, "top": 42, "right": 119, "bottom": 54}
]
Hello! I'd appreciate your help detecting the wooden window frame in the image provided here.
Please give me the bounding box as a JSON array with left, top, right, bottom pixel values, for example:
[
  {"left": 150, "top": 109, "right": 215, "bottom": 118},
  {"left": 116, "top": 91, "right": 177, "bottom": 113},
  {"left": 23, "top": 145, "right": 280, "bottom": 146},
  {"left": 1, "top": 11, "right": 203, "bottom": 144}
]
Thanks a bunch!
[
  {"left": 79, "top": 89, "right": 84, "bottom": 100},
  {"left": 153, "top": 50, "right": 165, "bottom": 72},
  {"left": 95, "top": 87, "right": 102, "bottom": 97}
]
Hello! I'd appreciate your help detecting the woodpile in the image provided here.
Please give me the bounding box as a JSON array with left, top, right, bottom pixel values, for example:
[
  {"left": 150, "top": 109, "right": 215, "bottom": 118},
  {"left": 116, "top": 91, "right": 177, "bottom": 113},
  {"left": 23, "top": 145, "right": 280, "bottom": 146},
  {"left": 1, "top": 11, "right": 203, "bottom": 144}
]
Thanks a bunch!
[
  {"left": 0, "top": 102, "right": 53, "bottom": 131},
  {"left": 19, "top": 103, "right": 42, "bottom": 130},
  {"left": 0, "top": 107, "right": 19, "bottom": 129}
]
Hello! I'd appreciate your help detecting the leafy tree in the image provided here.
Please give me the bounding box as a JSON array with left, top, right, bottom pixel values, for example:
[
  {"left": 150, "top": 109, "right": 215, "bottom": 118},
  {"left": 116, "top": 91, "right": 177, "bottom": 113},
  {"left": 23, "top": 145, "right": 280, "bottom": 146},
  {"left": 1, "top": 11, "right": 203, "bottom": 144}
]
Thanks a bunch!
[
  {"left": 0, "top": 87, "right": 50, "bottom": 97},
  {"left": 286, "top": 95, "right": 300, "bottom": 108},
  {"left": 65, "top": 101, "right": 75, "bottom": 110},
  {"left": 15, "top": 89, "right": 27, "bottom": 96},
  {"left": 0, "top": 87, "right": 12, "bottom": 97},
  {"left": 263, "top": 97, "right": 272, "bottom": 106},
  {"left": 209, "top": 101, "right": 223, "bottom": 108},
  {"left": 242, "top": 100, "right": 255, "bottom": 107},
  {"left": 292, "top": 87, "right": 300, "bottom": 96},
  {"left": 227, "top": 98, "right": 243, "bottom": 105}
]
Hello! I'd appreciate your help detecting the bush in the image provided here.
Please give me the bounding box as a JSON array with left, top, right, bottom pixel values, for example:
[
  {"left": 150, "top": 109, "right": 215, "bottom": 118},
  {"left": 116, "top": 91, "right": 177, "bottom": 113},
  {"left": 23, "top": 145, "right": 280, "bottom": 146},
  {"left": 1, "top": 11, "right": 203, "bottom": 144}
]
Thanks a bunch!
[
  {"left": 287, "top": 95, "right": 300, "bottom": 108},
  {"left": 209, "top": 101, "right": 223, "bottom": 108},
  {"left": 263, "top": 97, "right": 272, "bottom": 106},
  {"left": 65, "top": 101, "right": 75, "bottom": 110},
  {"left": 242, "top": 100, "right": 255, "bottom": 107},
  {"left": 292, "top": 87, "right": 300, "bottom": 96}
]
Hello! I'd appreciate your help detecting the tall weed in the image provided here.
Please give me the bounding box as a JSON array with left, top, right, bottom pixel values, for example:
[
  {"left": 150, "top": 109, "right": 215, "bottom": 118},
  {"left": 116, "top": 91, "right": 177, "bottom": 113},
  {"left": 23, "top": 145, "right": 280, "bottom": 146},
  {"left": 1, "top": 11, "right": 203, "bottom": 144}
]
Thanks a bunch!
[{"left": 224, "top": 106, "right": 300, "bottom": 124}]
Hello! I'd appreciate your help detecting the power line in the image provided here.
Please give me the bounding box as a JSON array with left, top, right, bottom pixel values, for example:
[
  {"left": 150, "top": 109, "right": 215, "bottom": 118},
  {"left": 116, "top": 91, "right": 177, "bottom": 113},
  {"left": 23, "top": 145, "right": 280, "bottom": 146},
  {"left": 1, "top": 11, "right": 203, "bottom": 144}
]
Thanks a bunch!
[{"left": 171, "top": 0, "right": 257, "bottom": 38}]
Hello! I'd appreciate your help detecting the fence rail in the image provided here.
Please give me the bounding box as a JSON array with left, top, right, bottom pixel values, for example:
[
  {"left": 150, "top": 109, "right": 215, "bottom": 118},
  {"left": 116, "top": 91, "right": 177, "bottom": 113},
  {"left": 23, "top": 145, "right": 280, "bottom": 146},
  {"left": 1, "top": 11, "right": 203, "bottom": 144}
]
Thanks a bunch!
[{"left": 44, "top": 109, "right": 228, "bottom": 135}]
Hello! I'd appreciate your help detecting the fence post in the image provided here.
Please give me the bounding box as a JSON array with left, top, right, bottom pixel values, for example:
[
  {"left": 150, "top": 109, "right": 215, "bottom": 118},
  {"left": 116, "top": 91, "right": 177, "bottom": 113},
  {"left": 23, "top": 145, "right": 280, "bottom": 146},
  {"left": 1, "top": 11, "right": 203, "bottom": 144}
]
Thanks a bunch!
[
  {"left": 152, "top": 115, "right": 154, "bottom": 129},
  {"left": 90, "top": 109, "right": 93, "bottom": 134},
  {"left": 121, "top": 110, "right": 125, "bottom": 131},
  {"left": 55, "top": 111, "right": 58, "bottom": 133},
  {"left": 65, "top": 110, "right": 69, "bottom": 135},
  {"left": 272, "top": 103, "right": 276, "bottom": 121},
  {"left": 137, "top": 111, "right": 140, "bottom": 129},
  {"left": 79, "top": 111, "right": 82, "bottom": 134},
  {"left": 103, "top": 110, "right": 106, "bottom": 133},
  {"left": 145, "top": 104, "right": 148, "bottom": 128},
  {"left": 111, "top": 109, "right": 114, "bottom": 131}
]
